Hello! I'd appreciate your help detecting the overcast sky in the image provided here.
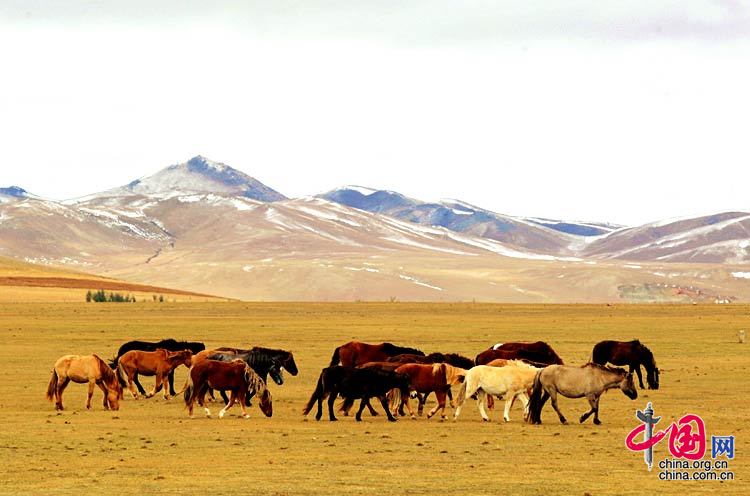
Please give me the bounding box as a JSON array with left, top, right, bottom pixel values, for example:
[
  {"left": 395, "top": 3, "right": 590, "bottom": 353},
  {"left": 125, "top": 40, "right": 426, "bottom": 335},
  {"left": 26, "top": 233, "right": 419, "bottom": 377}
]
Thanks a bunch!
[{"left": 1, "top": 1, "right": 749, "bottom": 225}]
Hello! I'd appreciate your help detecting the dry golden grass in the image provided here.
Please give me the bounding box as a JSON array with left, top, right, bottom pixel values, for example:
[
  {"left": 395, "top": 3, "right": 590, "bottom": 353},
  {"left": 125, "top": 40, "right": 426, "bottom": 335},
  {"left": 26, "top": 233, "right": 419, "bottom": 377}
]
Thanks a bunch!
[{"left": 0, "top": 302, "right": 747, "bottom": 495}]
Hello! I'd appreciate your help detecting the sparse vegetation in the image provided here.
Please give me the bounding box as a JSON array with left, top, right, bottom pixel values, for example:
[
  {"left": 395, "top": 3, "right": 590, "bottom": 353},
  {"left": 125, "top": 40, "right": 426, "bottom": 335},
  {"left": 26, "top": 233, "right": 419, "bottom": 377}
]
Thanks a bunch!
[{"left": 86, "top": 289, "right": 136, "bottom": 302}]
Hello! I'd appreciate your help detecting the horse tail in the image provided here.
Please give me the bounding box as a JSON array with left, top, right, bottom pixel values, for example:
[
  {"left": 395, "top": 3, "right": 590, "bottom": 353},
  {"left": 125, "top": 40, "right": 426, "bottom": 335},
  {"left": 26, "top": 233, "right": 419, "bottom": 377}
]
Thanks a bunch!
[
  {"left": 328, "top": 346, "right": 341, "bottom": 367},
  {"left": 45, "top": 370, "right": 58, "bottom": 402},
  {"left": 527, "top": 369, "right": 544, "bottom": 424},
  {"left": 455, "top": 379, "right": 468, "bottom": 407},
  {"left": 302, "top": 371, "right": 325, "bottom": 416},
  {"left": 116, "top": 361, "right": 129, "bottom": 389},
  {"left": 183, "top": 369, "right": 195, "bottom": 406}
]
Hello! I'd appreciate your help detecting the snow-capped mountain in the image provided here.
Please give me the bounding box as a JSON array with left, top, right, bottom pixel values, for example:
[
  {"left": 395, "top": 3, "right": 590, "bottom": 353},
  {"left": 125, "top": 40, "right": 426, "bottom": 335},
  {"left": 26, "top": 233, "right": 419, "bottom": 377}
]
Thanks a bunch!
[
  {"left": 1, "top": 156, "right": 748, "bottom": 301},
  {"left": 72, "top": 155, "right": 286, "bottom": 203}
]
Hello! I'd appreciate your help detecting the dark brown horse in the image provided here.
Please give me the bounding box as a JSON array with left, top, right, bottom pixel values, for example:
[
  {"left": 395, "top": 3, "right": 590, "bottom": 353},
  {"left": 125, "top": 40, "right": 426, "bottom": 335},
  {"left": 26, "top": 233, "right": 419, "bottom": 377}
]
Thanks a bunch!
[
  {"left": 303, "top": 366, "right": 411, "bottom": 422},
  {"left": 329, "top": 341, "right": 424, "bottom": 368},
  {"left": 117, "top": 349, "right": 193, "bottom": 399},
  {"left": 393, "top": 363, "right": 467, "bottom": 420},
  {"left": 184, "top": 359, "right": 272, "bottom": 418},
  {"left": 592, "top": 340, "right": 659, "bottom": 389},
  {"left": 475, "top": 341, "right": 564, "bottom": 366}
]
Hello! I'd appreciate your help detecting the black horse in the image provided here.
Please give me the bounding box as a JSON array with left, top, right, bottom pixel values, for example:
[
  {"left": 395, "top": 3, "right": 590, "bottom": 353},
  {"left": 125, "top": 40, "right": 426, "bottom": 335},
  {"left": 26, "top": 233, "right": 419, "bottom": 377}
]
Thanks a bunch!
[
  {"left": 110, "top": 339, "right": 205, "bottom": 396},
  {"left": 302, "top": 366, "right": 411, "bottom": 422},
  {"left": 215, "top": 346, "right": 299, "bottom": 380},
  {"left": 207, "top": 350, "right": 285, "bottom": 405},
  {"left": 592, "top": 339, "right": 659, "bottom": 389}
]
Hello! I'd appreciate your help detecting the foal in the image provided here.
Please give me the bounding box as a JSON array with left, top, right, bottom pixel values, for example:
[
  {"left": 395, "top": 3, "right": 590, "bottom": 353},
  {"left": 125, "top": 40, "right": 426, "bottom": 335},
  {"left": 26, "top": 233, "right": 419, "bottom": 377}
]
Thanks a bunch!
[{"left": 117, "top": 349, "right": 192, "bottom": 399}]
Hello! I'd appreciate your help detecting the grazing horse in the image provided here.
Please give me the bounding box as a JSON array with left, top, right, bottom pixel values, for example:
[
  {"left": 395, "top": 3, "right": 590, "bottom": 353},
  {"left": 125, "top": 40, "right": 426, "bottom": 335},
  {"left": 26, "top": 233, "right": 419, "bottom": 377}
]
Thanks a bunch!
[
  {"left": 394, "top": 363, "right": 466, "bottom": 420},
  {"left": 527, "top": 363, "right": 638, "bottom": 425},
  {"left": 329, "top": 341, "right": 424, "bottom": 368},
  {"left": 592, "top": 340, "right": 659, "bottom": 389},
  {"left": 117, "top": 349, "right": 193, "bottom": 399},
  {"left": 453, "top": 361, "right": 541, "bottom": 422},
  {"left": 184, "top": 359, "right": 272, "bottom": 419},
  {"left": 475, "top": 341, "right": 564, "bottom": 366},
  {"left": 46, "top": 354, "right": 123, "bottom": 411},
  {"left": 302, "top": 366, "right": 410, "bottom": 422},
  {"left": 110, "top": 339, "right": 205, "bottom": 396}
]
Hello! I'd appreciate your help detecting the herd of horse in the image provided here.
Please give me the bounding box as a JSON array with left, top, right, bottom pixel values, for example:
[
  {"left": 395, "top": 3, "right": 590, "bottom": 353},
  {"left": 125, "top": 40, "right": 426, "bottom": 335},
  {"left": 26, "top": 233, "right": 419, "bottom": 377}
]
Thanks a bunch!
[{"left": 45, "top": 337, "right": 659, "bottom": 426}]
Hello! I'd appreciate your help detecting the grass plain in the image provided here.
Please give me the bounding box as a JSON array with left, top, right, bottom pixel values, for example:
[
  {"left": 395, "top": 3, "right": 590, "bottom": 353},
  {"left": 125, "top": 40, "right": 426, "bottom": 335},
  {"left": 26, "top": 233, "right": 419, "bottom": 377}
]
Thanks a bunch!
[{"left": 0, "top": 302, "right": 747, "bottom": 495}]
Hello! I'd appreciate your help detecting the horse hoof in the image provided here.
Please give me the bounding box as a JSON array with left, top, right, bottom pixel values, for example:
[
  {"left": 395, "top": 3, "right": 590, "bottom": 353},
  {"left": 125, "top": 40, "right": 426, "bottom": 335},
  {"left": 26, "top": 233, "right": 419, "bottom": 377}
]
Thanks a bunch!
[
  {"left": 594, "top": 419, "right": 601, "bottom": 425},
  {"left": 243, "top": 414, "right": 250, "bottom": 419},
  {"left": 411, "top": 415, "right": 417, "bottom": 420},
  {"left": 504, "top": 418, "right": 510, "bottom": 423},
  {"left": 330, "top": 418, "right": 338, "bottom": 422},
  {"left": 355, "top": 417, "right": 362, "bottom": 422},
  {"left": 482, "top": 418, "right": 490, "bottom": 422},
  {"left": 388, "top": 417, "right": 397, "bottom": 422}
]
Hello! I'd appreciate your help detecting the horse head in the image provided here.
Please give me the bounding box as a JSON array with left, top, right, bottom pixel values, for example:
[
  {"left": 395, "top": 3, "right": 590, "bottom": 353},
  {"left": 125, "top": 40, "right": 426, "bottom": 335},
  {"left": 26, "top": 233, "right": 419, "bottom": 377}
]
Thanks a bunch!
[
  {"left": 258, "top": 388, "right": 273, "bottom": 417},
  {"left": 282, "top": 353, "right": 299, "bottom": 376},
  {"left": 621, "top": 372, "right": 638, "bottom": 400},
  {"left": 647, "top": 367, "right": 660, "bottom": 390},
  {"left": 170, "top": 350, "right": 193, "bottom": 368},
  {"left": 269, "top": 359, "right": 285, "bottom": 386}
]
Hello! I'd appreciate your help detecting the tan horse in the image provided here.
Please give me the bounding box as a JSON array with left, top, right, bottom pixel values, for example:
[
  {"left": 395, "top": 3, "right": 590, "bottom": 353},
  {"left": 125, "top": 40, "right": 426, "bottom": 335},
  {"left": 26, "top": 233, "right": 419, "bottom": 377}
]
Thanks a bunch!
[
  {"left": 117, "top": 349, "right": 193, "bottom": 399},
  {"left": 527, "top": 363, "right": 637, "bottom": 425},
  {"left": 453, "top": 361, "right": 541, "bottom": 422},
  {"left": 46, "top": 354, "right": 123, "bottom": 411}
]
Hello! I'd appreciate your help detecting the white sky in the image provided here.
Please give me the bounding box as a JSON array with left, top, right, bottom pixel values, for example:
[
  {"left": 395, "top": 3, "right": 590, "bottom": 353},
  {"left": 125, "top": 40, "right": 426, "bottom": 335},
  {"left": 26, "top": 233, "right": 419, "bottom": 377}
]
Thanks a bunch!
[{"left": 1, "top": 1, "right": 749, "bottom": 225}]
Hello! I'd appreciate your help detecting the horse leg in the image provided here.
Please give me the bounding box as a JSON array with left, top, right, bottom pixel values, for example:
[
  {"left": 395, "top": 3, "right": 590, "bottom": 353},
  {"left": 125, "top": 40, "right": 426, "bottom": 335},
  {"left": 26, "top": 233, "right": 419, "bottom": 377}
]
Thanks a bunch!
[
  {"left": 146, "top": 374, "right": 162, "bottom": 398},
  {"left": 366, "top": 398, "right": 379, "bottom": 417},
  {"left": 592, "top": 395, "right": 602, "bottom": 425},
  {"left": 219, "top": 391, "right": 236, "bottom": 419},
  {"left": 518, "top": 392, "right": 531, "bottom": 421},
  {"left": 503, "top": 393, "right": 517, "bottom": 422},
  {"left": 632, "top": 364, "right": 645, "bottom": 389},
  {"left": 427, "top": 390, "right": 447, "bottom": 421},
  {"left": 198, "top": 385, "right": 211, "bottom": 418},
  {"left": 417, "top": 392, "right": 427, "bottom": 416},
  {"left": 327, "top": 391, "right": 339, "bottom": 421},
  {"left": 168, "top": 370, "right": 177, "bottom": 397},
  {"left": 86, "top": 380, "right": 95, "bottom": 410},
  {"left": 380, "top": 395, "right": 398, "bottom": 422},
  {"left": 548, "top": 389, "right": 567, "bottom": 424},
  {"left": 355, "top": 398, "right": 368, "bottom": 421},
  {"left": 126, "top": 371, "right": 139, "bottom": 399},
  {"left": 162, "top": 374, "right": 171, "bottom": 400},
  {"left": 219, "top": 389, "right": 230, "bottom": 405},
  {"left": 403, "top": 392, "right": 417, "bottom": 419},
  {"left": 447, "top": 387, "right": 454, "bottom": 409},
  {"left": 477, "top": 390, "right": 490, "bottom": 422},
  {"left": 97, "top": 381, "right": 109, "bottom": 410},
  {"left": 133, "top": 372, "right": 147, "bottom": 396},
  {"left": 579, "top": 394, "right": 598, "bottom": 424},
  {"left": 238, "top": 390, "right": 250, "bottom": 418},
  {"left": 55, "top": 378, "right": 69, "bottom": 411}
]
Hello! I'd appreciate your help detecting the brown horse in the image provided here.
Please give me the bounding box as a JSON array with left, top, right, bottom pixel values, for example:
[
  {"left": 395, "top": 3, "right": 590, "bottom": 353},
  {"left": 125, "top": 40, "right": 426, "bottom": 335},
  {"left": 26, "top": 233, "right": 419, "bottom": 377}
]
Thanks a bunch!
[
  {"left": 592, "top": 340, "right": 659, "bottom": 389},
  {"left": 329, "top": 341, "right": 424, "bottom": 368},
  {"left": 394, "top": 363, "right": 467, "bottom": 420},
  {"left": 184, "top": 359, "right": 272, "bottom": 419},
  {"left": 117, "top": 349, "right": 193, "bottom": 399},
  {"left": 475, "top": 341, "right": 564, "bottom": 366},
  {"left": 46, "top": 354, "right": 123, "bottom": 411}
]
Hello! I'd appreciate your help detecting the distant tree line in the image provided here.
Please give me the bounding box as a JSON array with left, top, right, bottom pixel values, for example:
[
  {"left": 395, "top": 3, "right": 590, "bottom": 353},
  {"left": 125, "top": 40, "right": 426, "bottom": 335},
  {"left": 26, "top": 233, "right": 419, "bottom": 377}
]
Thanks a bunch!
[{"left": 85, "top": 290, "right": 167, "bottom": 302}]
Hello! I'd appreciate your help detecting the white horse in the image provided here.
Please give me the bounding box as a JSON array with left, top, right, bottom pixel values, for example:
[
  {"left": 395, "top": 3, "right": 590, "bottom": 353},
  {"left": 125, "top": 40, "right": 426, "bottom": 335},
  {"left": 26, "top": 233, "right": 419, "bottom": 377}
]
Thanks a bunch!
[{"left": 453, "top": 361, "right": 541, "bottom": 422}]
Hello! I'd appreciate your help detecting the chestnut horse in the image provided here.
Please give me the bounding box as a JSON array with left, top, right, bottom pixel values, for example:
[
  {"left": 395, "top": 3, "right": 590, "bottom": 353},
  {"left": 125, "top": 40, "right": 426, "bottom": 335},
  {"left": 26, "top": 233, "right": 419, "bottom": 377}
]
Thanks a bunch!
[
  {"left": 329, "top": 341, "right": 424, "bottom": 368},
  {"left": 394, "top": 363, "right": 467, "bottom": 420},
  {"left": 46, "top": 354, "right": 123, "bottom": 411},
  {"left": 592, "top": 340, "right": 659, "bottom": 389},
  {"left": 117, "top": 349, "right": 193, "bottom": 399},
  {"left": 184, "top": 359, "right": 272, "bottom": 419},
  {"left": 475, "top": 341, "right": 564, "bottom": 366}
]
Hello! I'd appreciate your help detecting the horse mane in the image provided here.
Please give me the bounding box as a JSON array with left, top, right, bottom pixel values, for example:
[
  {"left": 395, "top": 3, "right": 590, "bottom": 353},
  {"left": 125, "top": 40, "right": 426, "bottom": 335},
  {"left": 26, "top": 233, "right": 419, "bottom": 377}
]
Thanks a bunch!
[
  {"left": 506, "top": 359, "right": 540, "bottom": 370},
  {"left": 93, "top": 354, "right": 118, "bottom": 387},
  {"left": 585, "top": 362, "right": 628, "bottom": 375},
  {"left": 382, "top": 342, "right": 424, "bottom": 356},
  {"left": 441, "top": 363, "right": 467, "bottom": 385}
]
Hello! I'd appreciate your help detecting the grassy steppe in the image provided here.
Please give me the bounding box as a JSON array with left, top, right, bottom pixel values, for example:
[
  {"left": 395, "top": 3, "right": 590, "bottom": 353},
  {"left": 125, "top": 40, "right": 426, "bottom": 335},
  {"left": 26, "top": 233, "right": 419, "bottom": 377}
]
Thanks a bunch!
[{"left": 0, "top": 303, "right": 747, "bottom": 495}]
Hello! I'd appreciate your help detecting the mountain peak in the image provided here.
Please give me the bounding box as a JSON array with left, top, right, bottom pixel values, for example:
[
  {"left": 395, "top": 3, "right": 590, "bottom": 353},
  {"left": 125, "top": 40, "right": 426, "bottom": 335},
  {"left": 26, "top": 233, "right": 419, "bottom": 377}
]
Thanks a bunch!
[
  {"left": 83, "top": 156, "right": 287, "bottom": 202},
  {"left": 0, "top": 186, "right": 30, "bottom": 198}
]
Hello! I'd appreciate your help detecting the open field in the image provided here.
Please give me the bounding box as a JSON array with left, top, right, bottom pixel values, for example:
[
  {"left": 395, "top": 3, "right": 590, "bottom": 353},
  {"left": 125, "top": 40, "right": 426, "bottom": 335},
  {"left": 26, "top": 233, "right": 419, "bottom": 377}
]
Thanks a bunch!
[
  {"left": 0, "top": 256, "right": 225, "bottom": 303},
  {"left": 0, "top": 303, "right": 747, "bottom": 495}
]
